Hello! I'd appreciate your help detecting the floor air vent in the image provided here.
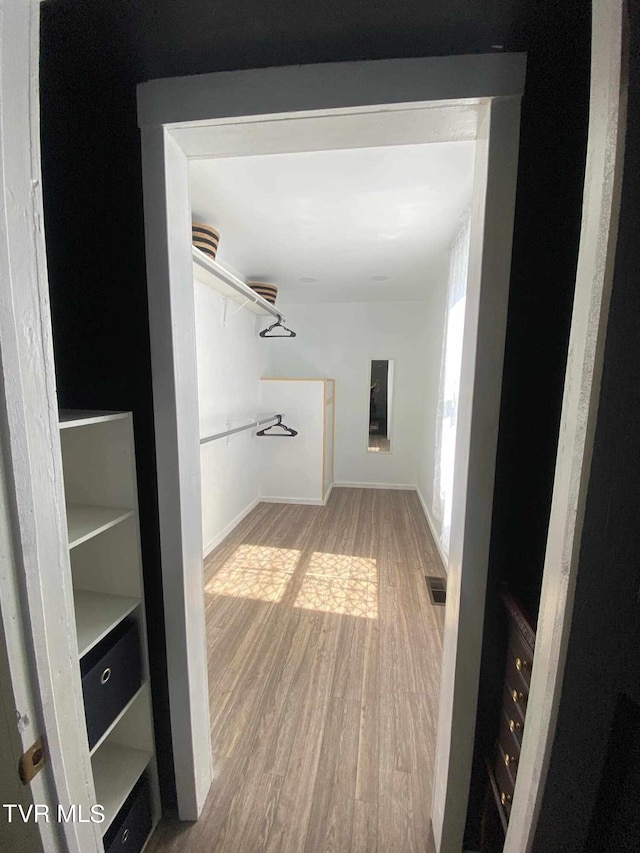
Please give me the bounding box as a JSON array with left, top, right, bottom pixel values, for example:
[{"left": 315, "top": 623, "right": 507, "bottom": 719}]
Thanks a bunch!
[{"left": 426, "top": 576, "right": 446, "bottom": 606}]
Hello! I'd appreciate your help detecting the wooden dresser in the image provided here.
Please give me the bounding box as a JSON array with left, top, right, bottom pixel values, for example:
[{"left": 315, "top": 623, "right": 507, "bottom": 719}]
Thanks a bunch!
[{"left": 481, "top": 593, "right": 536, "bottom": 850}]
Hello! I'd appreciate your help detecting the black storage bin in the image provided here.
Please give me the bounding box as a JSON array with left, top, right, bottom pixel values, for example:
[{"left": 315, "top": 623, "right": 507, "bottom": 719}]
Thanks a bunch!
[
  {"left": 81, "top": 618, "right": 142, "bottom": 750},
  {"left": 103, "top": 774, "right": 152, "bottom": 853}
]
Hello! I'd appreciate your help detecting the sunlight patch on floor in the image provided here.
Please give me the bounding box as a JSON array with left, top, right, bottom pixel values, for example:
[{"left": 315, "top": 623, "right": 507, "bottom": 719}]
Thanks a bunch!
[
  {"left": 205, "top": 546, "right": 378, "bottom": 617},
  {"left": 204, "top": 545, "right": 300, "bottom": 602},
  {"left": 294, "top": 552, "right": 378, "bottom": 619},
  {"left": 222, "top": 544, "right": 300, "bottom": 573}
]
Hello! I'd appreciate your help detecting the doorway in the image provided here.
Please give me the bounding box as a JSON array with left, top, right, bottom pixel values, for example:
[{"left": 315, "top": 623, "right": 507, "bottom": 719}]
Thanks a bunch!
[
  {"left": 138, "top": 54, "right": 523, "bottom": 852},
  {"left": 151, "top": 132, "right": 476, "bottom": 849}
]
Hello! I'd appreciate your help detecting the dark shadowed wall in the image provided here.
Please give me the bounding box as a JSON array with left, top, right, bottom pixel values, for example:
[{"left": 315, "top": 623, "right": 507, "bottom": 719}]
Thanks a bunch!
[
  {"left": 532, "top": 8, "right": 640, "bottom": 851},
  {"left": 39, "top": 0, "right": 591, "bottom": 840}
]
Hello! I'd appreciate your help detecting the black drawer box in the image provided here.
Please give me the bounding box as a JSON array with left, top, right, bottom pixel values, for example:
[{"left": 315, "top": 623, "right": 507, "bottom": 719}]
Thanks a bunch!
[
  {"left": 103, "top": 774, "right": 152, "bottom": 853},
  {"left": 81, "top": 619, "right": 142, "bottom": 750}
]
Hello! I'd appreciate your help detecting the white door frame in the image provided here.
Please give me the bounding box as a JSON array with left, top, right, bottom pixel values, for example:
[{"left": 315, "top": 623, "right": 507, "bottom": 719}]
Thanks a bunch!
[
  {"left": 137, "top": 54, "right": 525, "bottom": 850},
  {"left": 0, "top": 2, "right": 102, "bottom": 851}
]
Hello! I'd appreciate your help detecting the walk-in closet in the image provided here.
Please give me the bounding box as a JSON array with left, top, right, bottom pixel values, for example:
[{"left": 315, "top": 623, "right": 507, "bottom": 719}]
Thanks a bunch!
[{"left": 146, "top": 137, "right": 477, "bottom": 851}]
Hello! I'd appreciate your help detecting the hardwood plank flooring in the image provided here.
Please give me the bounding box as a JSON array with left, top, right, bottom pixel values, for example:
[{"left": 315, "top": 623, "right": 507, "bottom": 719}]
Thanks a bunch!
[{"left": 146, "top": 488, "right": 444, "bottom": 853}]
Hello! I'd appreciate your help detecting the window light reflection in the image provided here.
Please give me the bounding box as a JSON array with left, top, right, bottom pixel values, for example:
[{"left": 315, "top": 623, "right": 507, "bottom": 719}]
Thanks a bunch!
[
  {"left": 222, "top": 544, "right": 300, "bottom": 573},
  {"left": 204, "top": 545, "right": 299, "bottom": 603},
  {"left": 204, "top": 545, "right": 378, "bottom": 618},
  {"left": 294, "top": 552, "right": 378, "bottom": 619}
]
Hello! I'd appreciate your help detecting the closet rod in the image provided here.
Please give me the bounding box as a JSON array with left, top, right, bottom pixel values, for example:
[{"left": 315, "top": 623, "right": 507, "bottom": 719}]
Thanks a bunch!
[
  {"left": 200, "top": 413, "right": 283, "bottom": 445},
  {"left": 193, "top": 248, "right": 284, "bottom": 322}
]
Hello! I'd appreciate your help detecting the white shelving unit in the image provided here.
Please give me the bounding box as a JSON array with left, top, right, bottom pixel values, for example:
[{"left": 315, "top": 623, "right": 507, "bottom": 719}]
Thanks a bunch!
[
  {"left": 192, "top": 245, "right": 284, "bottom": 321},
  {"left": 59, "top": 410, "right": 161, "bottom": 851}
]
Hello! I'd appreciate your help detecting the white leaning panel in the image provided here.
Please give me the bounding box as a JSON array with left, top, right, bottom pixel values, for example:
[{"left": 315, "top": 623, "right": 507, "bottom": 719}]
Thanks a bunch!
[{"left": 259, "top": 379, "right": 325, "bottom": 503}]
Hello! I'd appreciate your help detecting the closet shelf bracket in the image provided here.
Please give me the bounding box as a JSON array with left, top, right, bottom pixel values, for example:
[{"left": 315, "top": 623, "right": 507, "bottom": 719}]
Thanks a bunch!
[{"left": 222, "top": 296, "right": 254, "bottom": 326}]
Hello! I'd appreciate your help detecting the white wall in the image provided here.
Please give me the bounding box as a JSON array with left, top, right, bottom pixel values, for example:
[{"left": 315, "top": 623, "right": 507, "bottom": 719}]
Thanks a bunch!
[
  {"left": 263, "top": 301, "right": 430, "bottom": 487},
  {"left": 195, "top": 279, "right": 266, "bottom": 554},
  {"left": 416, "top": 271, "right": 449, "bottom": 555}
]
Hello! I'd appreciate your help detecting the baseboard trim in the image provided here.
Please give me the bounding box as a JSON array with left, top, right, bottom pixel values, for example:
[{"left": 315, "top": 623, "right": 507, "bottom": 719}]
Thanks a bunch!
[
  {"left": 323, "top": 483, "right": 334, "bottom": 504},
  {"left": 333, "top": 481, "right": 417, "bottom": 491},
  {"left": 416, "top": 486, "right": 449, "bottom": 574},
  {"left": 203, "top": 496, "right": 260, "bottom": 559},
  {"left": 260, "top": 496, "right": 327, "bottom": 506}
]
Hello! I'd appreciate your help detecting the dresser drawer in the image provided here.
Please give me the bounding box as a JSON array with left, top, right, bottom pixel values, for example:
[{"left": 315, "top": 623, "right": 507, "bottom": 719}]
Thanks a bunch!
[
  {"left": 81, "top": 620, "right": 142, "bottom": 750},
  {"left": 494, "top": 747, "right": 515, "bottom": 819},
  {"left": 103, "top": 774, "right": 152, "bottom": 853},
  {"left": 498, "top": 709, "right": 521, "bottom": 771},
  {"left": 507, "top": 625, "right": 534, "bottom": 689},
  {"left": 502, "top": 682, "right": 525, "bottom": 745},
  {"left": 504, "top": 659, "right": 529, "bottom": 712}
]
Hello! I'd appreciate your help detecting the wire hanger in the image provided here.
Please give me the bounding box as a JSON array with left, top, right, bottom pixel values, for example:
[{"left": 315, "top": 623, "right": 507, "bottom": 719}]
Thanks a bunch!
[
  {"left": 259, "top": 316, "right": 297, "bottom": 338},
  {"left": 256, "top": 415, "right": 298, "bottom": 437}
]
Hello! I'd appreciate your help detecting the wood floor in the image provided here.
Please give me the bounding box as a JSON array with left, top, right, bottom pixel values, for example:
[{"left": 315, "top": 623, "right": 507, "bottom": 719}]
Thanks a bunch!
[{"left": 147, "top": 488, "right": 445, "bottom": 853}]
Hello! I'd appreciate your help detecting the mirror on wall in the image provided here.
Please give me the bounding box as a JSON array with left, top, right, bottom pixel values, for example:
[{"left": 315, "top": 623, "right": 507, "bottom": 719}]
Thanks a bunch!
[{"left": 368, "top": 359, "right": 394, "bottom": 453}]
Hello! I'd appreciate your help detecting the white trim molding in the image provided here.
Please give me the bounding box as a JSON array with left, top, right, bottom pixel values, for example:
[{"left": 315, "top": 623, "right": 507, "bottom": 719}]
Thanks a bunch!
[
  {"left": 0, "top": 2, "right": 101, "bottom": 850},
  {"left": 260, "top": 496, "right": 327, "bottom": 506},
  {"left": 333, "top": 481, "right": 418, "bottom": 491},
  {"left": 416, "top": 487, "right": 449, "bottom": 574},
  {"left": 431, "top": 95, "right": 521, "bottom": 853}
]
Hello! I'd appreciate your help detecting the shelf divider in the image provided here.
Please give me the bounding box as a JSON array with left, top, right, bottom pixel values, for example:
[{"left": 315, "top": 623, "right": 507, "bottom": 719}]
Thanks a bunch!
[
  {"left": 66, "top": 504, "right": 134, "bottom": 550},
  {"left": 74, "top": 589, "right": 140, "bottom": 659},
  {"left": 92, "top": 741, "right": 152, "bottom": 834},
  {"left": 59, "top": 410, "right": 128, "bottom": 430},
  {"left": 89, "top": 682, "right": 149, "bottom": 757}
]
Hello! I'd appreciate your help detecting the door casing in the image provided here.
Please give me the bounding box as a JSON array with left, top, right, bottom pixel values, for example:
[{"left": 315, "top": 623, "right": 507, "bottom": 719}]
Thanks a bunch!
[{"left": 138, "top": 54, "right": 525, "bottom": 852}]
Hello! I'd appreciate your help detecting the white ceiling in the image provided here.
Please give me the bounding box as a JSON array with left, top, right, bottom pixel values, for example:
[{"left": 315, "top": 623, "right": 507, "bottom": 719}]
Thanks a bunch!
[{"left": 189, "top": 141, "right": 475, "bottom": 303}]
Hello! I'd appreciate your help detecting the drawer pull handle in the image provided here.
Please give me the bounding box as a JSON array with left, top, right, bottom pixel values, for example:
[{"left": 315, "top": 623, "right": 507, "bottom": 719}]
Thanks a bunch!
[
  {"left": 505, "top": 752, "right": 517, "bottom": 768},
  {"left": 121, "top": 827, "right": 130, "bottom": 843},
  {"left": 500, "top": 792, "right": 512, "bottom": 806},
  {"left": 512, "top": 689, "right": 525, "bottom": 704},
  {"left": 515, "top": 657, "right": 529, "bottom": 673},
  {"left": 509, "top": 718, "right": 522, "bottom": 733},
  {"left": 100, "top": 667, "right": 112, "bottom": 685}
]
